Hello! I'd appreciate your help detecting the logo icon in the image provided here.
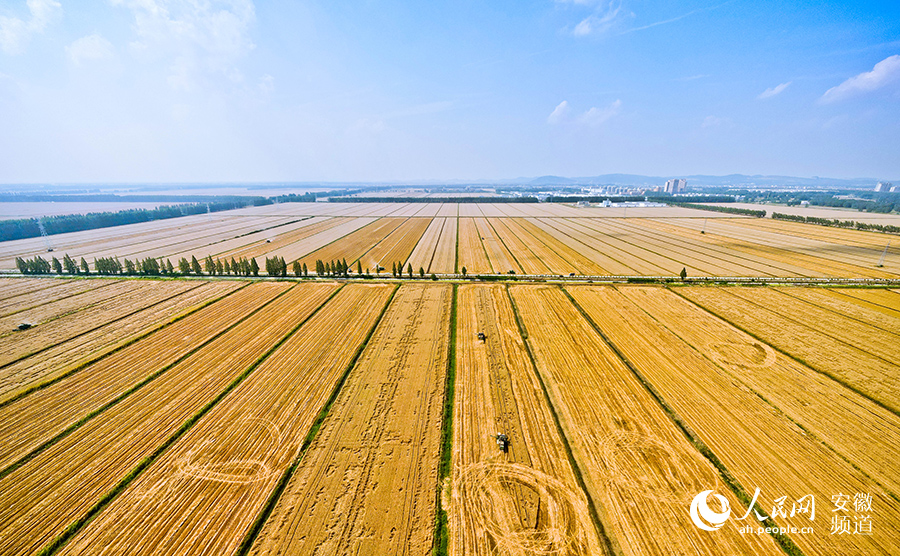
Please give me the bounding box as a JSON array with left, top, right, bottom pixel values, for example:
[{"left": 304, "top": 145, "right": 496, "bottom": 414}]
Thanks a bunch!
[{"left": 690, "top": 490, "right": 731, "bottom": 531}]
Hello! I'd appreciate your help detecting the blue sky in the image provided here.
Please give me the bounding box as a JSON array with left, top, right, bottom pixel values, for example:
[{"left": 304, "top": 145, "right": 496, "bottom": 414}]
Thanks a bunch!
[{"left": 0, "top": 0, "right": 898, "bottom": 183}]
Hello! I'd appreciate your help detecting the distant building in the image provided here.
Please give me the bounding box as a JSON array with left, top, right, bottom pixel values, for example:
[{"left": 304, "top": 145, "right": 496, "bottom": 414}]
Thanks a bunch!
[
  {"left": 576, "top": 200, "right": 591, "bottom": 207},
  {"left": 800, "top": 200, "right": 810, "bottom": 207},
  {"left": 665, "top": 179, "right": 687, "bottom": 194},
  {"left": 875, "top": 181, "right": 892, "bottom": 192}
]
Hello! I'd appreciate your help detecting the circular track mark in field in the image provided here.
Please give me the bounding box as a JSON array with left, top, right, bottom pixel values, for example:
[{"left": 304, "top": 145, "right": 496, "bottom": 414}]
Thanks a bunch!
[
  {"left": 176, "top": 418, "right": 282, "bottom": 484},
  {"left": 708, "top": 341, "right": 776, "bottom": 370},
  {"left": 455, "top": 461, "right": 596, "bottom": 556},
  {"left": 597, "top": 431, "right": 704, "bottom": 505}
]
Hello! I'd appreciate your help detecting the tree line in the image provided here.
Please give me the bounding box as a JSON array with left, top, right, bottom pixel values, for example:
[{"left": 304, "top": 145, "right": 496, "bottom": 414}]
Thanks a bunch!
[
  {"left": 772, "top": 213, "right": 900, "bottom": 235},
  {"left": 14, "top": 253, "right": 440, "bottom": 278}
]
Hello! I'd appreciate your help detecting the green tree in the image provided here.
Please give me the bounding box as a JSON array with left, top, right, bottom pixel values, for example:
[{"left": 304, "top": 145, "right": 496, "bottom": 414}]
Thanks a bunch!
[
  {"left": 231, "top": 257, "right": 238, "bottom": 275},
  {"left": 302, "top": 262, "right": 307, "bottom": 276},
  {"left": 52, "top": 257, "right": 62, "bottom": 274},
  {"left": 80, "top": 257, "right": 90, "bottom": 274},
  {"left": 357, "top": 260, "right": 362, "bottom": 275},
  {"left": 419, "top": 266, "right": 425, "bottom": 277},
  {"left": 216, "top": 258, "right": 224, "bottom": 275},
  {"left": 407, "top": 263, "right": 412, "bottom": 278},
  {"left": 166, "top": 259, "right": 175, "bottom": 274},
  {"left": 680, "top": 267, "right": 687, "bottom": 280},
  {"left": 293, "top": 260, "right": 302, "bottom": 277},
  {"left": 125, "top": 259, "right": 137, "bottom": 275},
  {"left": 205, "top": 255, "right": 215, "bottom": 274},
  {"left": 461, "top": 266, "right": 467, "bottom": 277},
  {"left": 250, "top": 258, "right": 259, "bottom": 276},
  {"left": 224, "top": 258, "right": 231, "bottom": 275},
  {"left": 392, "top": 262, "right": 397, "bottom": 277},
  {"left": 280, "top": 257, "right": 287, "bottom": 277},
  {"left": 190, "top": 256, "right": 202, "bottom": 275},
  {"left": 179, "top": 257, "right": 191, "bottom": 274}
]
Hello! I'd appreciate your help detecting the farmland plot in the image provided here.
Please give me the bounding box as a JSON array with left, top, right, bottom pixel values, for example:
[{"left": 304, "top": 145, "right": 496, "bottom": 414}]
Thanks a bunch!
[
  {"left": 508, "top": 285, "right": 781, "bottom": 556},
  {"left": 0, "top": 278, "right": 106, "bottom": 317},
  {"left": 487, "top": 218, "right": 550, "bottom": 275},
  {"left": 500, "top": 219, "right": 580, "bottom": 276},
  {"left": 473, "top": 218, "right": 522, "bottom": 274},
  {"left": 0, "top": 280, "right": 240, "bottom": 404},
  {"left": 0, "top": 283, "right": 338, "bottom": 556},
  {"left": 58, "top": 283, "right": 393, "bottom": 556},
  {"left": 430, "top": 216, "right": 457, "bottom": 273},
  {"left": 297, "top": 218, "right": 405, "bottom": 268},
  {"left": 615, "top": 286, "right": 900, "bottom": 497},
  {"left": 450, "top": 284, "right": 603, "bottom": 556},
  {"left": 677, "top": 287, "right": 900, "bottom": 413},
  {"left": 458, "top": 218, "right": 492, "bottom": 274},
  {"left": 832, "top": 288, "right": 900, "bottom": 313},
  {"left": 727, "top": 287, "right": 900, "bottom": 362},
  {"left": 249, "top": 283, "right": 451, "bottom": 556},
  {"left": 0, "top": 279, "right": 128, "bottom": 336},
  {"left": 0, "top": 281, "right": 289, "bottom": 470},
  {"left": 569, "top": 285, "right": 900, "bottom": 555},
  {"left": 261, "top": 217, "right": 377, "bottom": 265},
  {"left": 357, "top": 217, "right": 431, "bottom": 272},
  {"left": 406, "top": 218, "right": 445, "bottom": 274},
  {"left": 0, "top": 278, "right": 70, "bottom": 301},
  {"left": 517, "top": 219, "right": 608, "bottom": 275}
]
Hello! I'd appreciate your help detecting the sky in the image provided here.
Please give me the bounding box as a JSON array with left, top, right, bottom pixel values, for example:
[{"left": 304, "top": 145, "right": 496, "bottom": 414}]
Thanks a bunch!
[{"left": 0, "top": 0, "right": 898, "bottom": 183}]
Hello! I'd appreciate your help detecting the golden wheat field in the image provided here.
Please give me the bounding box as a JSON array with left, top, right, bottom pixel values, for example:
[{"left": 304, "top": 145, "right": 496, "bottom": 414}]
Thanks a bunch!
[{"left": 0, "top": 202, "right": 898, "bottom": 556}]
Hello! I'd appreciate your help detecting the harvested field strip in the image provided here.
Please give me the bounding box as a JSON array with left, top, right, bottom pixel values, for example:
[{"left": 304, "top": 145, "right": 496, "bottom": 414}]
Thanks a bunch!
[
  {"left": 519, "top": 219, "right": 613, "bottom": 275},
  {"left": 248, "top": 283, "right": 452, "bottom": 556},
  {"left": 0, "top": 279, "right": 107, "bottom": 318},
  {"left": 726, "top": 218, "right": 900, "bottom": 256},
  {"left": 212, "top": 216, "right": 346, "bottom": 260},
  {"left": 832, "top": 288, "right": 900, "bottom": 313},
  {"left": 0, "top": 281, "right": 287, "bottom": 471},
  {"left": 726, "top": 287, "right": 900, "bottom": 368},
  {"left": 0, "top": 283, "right": 339, "bottom": 556},
  {"left": 571, "top": 286, "right": 900, "bottom": 555},
  {"left": 0, "top": 281, "right": 241, "bottom": 405},
  {"left": 501, "top": 219, "right": 580, "bottom": 275},
  {"left": 358, "top": 217, "right": 432, "bottom": 272},
  {"left": 459, "top": 204, "right": 485, "bottom": 217},
  {"left": 617, "top": 286, "right": 900, "bottom": 497},
  {"left": 661, "top": 219, "right": 898, "bottom": 278},
  {"left": 430, "top": 217, "right": 457, "bottom": 273},
  {"left": 297, "top": 217, "right": 406, "bottom": 268},
  {"left": 507, "top": 285, "right": 781, "bottom": 555},
  {"left": 580, "top": 218, "right": 773, "bottom": 276},
  {"left": 677, "top": 287, "right": 900, "bottom": 415},
  {"left": 437, "top": 203, "right": 459, "bottom": 217},
  {"left": 487, "top": 218, "right": 551, "bottom": 275},
  {"left": 457, "top": 218, "right": 493, "bottom": 274},
  {"left": 450, "top": 284, "right": 603, "bottom": 555},
  {"left": 407, "top": 218, "right": 445, "bottom": 274},
  {"left": 0, "top": 278, "right": 66, "bottom": 302},
  {"left": 0, "top": 279, "right": 127, "bottom": 335},
  {"left": 772, "top": 286, "right": 900, "bottom": 339},
  {"left": 533, "top": 218, "right": 649, "bottom": 275},
  {"left": 58, "top": 284, "right": 393, "bottom": 556},
  {"left": 260, "top": 217, "right": 377, "bottom": 264},
  {"left": 0, "top": 279, "right": 200, "bottom": 370},
  {"left": 639, "top": 219, "right": 820, "bottom": 277},
  {"left": 473, "top": 218, "right": 522, "bottom": 274}
]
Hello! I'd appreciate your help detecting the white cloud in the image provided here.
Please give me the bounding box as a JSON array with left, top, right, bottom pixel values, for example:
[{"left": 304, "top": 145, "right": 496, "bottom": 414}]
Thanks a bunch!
[
  {"left": 547, "top": 100, "right": 569, "bottom": 124},
  {"left": 66, "top": 34, "right": 115, "bottom": 65},
  {"left": 757, "top": 81, "right": 791, "bottom": 100},
  {"left": 820, "top": 55, "right": 900, "bottom": 104},
  {"left": 579, "top": 99, "right": 621, "bottom": 126},
  {"left": 111, "top": 0, "right": 256, "bottom": 90},
  {"left": 0, "top": 0, "right": 61, "bottom": 55},
  {"left": 572, "top": 1, "right": 626, "bottom": 37}
]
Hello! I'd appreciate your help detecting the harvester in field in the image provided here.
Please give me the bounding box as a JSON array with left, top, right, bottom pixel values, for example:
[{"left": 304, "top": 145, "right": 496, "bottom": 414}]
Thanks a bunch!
[
  {"left": 477, "top": 331, "right": 486, "bottom": 342},
  {"left": 495, "top": 432, "right": 509, "bottom": 453}
]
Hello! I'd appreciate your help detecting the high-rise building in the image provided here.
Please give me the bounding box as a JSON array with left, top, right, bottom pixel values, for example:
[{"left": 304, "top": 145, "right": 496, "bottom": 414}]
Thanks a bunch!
[
  {"left": 665, "top": 179, "right": 686, "bottom": 194},
  {"left": 875, "top": 182, "right": 891, "bottom": 192}
]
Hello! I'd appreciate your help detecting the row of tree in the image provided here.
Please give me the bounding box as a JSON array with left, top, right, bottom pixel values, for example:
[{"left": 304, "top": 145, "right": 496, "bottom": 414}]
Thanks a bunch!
[
  {"left": 15, "top": 253, "right": 440, "bottom": 278},
  {"left": 771, "top": 213, "right": 900, "bottom": 235}
]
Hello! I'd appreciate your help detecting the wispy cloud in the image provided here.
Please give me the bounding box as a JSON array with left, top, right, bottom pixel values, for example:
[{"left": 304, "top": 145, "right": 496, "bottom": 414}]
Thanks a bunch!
[
  {"left": 758, "top": 81, "right": 791, "bottom": 100},
  {"left": 66, "top": 34, "right": 115, "bottom": 66},
  {"left": 111, "top": 0, "right": 256, "bottom": 90},
  {"left": 579, "top": 99, "right": 621, "bottom": 126},
  {"left": 0, "top": 0, "right": 61, "bottom": 55},
  {"left": 556, "top": 0, "right": 629, "bottom": 37},
  {"left": 547, "top": 100, "right": 569, "bottom": 124},
  {"left": 820, "top": 55, "right": 900, "bottom": 104}
]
